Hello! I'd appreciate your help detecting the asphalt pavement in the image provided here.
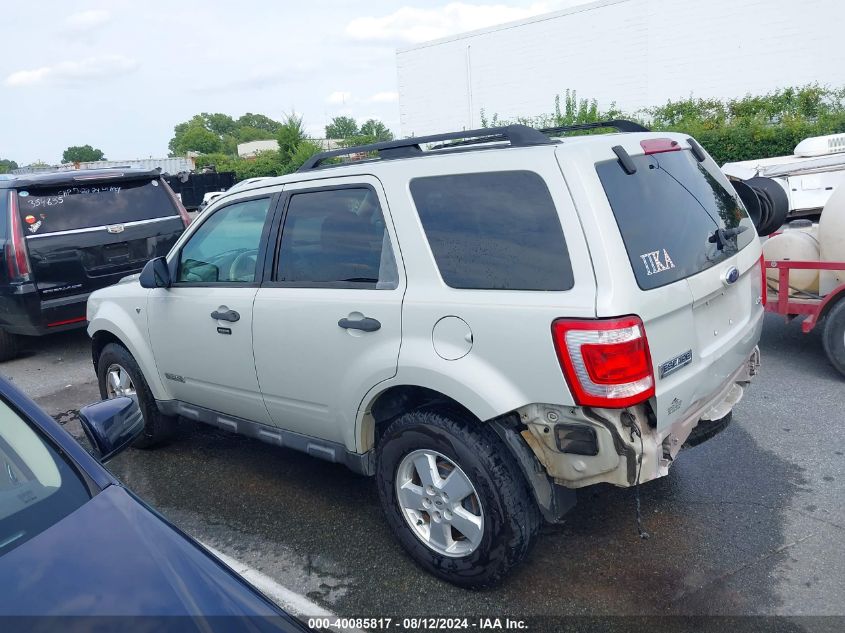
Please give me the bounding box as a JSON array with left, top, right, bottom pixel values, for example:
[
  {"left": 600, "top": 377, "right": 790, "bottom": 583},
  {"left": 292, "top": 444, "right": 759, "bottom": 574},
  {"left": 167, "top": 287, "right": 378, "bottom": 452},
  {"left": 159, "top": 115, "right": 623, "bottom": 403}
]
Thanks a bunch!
[{"left": 2, "top": 315, "right": 843, "bottom": 628}]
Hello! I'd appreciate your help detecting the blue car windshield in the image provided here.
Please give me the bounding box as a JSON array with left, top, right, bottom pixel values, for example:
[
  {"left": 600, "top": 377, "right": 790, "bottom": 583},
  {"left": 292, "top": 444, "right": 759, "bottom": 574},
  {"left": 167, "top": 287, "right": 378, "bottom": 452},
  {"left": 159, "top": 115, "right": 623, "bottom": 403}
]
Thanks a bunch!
[{"left": 0, "top": 399, "right": 90, "bottom": 555}]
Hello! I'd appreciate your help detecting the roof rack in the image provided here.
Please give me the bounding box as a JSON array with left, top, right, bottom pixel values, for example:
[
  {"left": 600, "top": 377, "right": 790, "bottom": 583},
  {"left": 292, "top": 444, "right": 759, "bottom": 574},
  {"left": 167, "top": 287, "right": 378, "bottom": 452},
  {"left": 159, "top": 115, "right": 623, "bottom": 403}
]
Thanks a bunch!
[
  {"left": 540, "top": 119, "right": 649, "bottom": 136},
  {"left": 297, "top": 119, "right": 650, "bottom": 171},
  {"left": 298, "top": 124, "right": 553, "bottom": 171}
]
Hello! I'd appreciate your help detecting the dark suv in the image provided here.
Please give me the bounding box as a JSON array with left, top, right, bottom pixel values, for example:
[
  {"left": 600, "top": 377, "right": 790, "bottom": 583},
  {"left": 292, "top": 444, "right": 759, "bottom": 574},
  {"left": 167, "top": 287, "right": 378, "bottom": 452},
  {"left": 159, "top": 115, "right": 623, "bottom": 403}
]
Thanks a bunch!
[{"left": 0, "top": 168, "right": 189, "bottom": 360}]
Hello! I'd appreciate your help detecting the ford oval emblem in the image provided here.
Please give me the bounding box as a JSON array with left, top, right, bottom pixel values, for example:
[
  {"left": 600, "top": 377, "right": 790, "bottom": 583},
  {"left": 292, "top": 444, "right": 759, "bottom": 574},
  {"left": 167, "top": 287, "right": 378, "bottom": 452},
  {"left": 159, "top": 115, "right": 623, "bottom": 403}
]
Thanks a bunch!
[
  {"left": 723, "top": 266, "right": 740, "bottom": 286},
  {"left": 107, "top": 224, "right": 125, "bottom": 234}
]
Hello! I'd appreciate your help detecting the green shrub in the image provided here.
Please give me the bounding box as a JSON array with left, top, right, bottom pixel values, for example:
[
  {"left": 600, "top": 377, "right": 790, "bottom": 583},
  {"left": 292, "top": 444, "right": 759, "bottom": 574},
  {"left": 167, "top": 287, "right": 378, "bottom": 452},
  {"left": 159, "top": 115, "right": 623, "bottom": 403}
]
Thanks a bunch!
[{"left": 481, "top": 85, "right": 845, "bottom": 165}]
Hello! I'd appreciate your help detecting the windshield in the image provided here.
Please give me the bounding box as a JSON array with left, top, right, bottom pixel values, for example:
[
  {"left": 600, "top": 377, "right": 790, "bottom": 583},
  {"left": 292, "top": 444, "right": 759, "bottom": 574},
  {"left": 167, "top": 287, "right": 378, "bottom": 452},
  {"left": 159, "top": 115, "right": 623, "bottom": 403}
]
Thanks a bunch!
[
  {"left": 0, "top": 399, "right": 90, "bottom": 556},
  {"left": 596, "top": 148, "right": 755, "bottom": 290},
  {"left": 17, "top": 178, "right": 178, "bottom": 236}
]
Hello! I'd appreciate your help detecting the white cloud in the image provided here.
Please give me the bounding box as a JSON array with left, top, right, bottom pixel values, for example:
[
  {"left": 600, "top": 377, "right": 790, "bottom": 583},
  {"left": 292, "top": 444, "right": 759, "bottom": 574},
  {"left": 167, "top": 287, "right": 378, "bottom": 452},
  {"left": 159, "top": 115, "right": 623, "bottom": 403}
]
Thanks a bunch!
[
  {"left": 345, "top": 2, "right": 554, "bottom": 44},
  {"left": 64, "top": 9, "right": 111, "bottom": 32},
  {"left": 367, "top": 91, "right": 399, "bottom": 103},
  {"left": 5, "top": 55, "right": 139, "bottom": 88},
  {"left": 326, "top": 91, "right": 352, "bottom": 105}
]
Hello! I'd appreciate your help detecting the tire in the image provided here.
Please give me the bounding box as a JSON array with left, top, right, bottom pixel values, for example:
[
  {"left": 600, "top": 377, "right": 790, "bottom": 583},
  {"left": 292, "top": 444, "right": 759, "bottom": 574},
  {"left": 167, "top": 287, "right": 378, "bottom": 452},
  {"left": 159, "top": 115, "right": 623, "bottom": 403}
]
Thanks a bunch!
[
  {"left": 376, "top": 408, "right": 541, "bottom": 588},
  {"left": 96, "top": 342, "right": 177, "bottom": 448},
  {"left": 0, "top": 330, "right": 20, "bottom": 362},
  {"left": 822, "top": 298, "right": 845, "bottom": 377},
  {"left": 684, "top": 411, "right": 732, "bottom": 448}
]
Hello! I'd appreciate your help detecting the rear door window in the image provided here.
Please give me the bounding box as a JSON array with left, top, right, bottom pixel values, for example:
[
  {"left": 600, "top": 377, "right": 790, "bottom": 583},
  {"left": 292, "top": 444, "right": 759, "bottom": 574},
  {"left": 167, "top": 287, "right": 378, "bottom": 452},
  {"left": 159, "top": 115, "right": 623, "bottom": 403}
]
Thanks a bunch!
[
  {"left": 275, "top": 188, "right": 398, "bottom": 289},
  {"left": 17, "top": 178, "right": 177, "bottom": 236},
  {"left": 409, "top": 171, "right": 574, "bottom": 291},
  {"left": 596, "top": 149, "right": 755, "bottom": 290}
]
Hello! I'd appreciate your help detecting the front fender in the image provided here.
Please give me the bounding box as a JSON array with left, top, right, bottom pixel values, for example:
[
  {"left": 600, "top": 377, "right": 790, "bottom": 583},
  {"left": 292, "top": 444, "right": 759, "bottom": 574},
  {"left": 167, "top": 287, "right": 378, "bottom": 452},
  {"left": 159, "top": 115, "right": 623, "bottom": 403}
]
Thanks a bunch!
[{"left": 87, "top": 300, "right": 169, "bottom": 401}]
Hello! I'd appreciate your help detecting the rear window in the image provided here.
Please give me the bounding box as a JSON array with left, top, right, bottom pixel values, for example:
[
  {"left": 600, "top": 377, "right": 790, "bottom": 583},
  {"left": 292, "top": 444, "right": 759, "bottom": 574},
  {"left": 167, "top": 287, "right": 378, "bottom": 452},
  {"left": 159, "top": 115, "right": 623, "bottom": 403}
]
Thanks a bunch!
[
  {"left": 409, "top": 171, "right": 574, "bottom": 291},
  {"left": 596, "top": 149, "right": 755, "bottom": 290},
  {"left": 17, "top": 178, "right": 177, "bottom": 236}
]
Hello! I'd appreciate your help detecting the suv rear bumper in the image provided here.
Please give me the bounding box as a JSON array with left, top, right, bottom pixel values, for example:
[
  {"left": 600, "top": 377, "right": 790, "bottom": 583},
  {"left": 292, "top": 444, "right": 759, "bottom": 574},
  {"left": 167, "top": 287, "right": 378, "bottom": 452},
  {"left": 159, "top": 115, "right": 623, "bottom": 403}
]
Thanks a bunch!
[
  {"left": 515, "top": 345, "right": 761, "bottom": 489},
  {"left": 0, "top": 285, "right": 89, "bottom": 336}
]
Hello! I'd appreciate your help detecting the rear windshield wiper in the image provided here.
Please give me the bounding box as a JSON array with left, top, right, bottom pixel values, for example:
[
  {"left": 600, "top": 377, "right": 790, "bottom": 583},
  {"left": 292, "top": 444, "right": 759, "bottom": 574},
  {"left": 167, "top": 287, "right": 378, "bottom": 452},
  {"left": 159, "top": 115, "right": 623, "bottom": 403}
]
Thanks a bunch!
[{"left": 708, "top": 225, "right": 749, "bottom": 251}]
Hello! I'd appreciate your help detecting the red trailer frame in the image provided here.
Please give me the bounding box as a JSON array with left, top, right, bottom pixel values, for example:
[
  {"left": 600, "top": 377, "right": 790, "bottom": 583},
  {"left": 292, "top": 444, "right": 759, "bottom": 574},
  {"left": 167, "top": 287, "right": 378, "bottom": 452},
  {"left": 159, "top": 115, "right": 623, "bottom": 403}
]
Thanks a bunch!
[{"left": 764, "top": 259, "right": 845, "bottom": 331}]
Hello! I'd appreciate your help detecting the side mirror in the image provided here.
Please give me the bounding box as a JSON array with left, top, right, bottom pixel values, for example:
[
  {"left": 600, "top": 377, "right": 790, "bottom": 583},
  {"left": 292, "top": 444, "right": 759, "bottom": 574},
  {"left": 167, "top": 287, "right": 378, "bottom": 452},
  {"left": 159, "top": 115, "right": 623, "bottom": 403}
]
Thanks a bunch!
[
  {"left": 139, "top": 257, "right": 172, "bottom": 289},
  {"left": 78, "top": 397, "right": 144, "bottom": 463}
]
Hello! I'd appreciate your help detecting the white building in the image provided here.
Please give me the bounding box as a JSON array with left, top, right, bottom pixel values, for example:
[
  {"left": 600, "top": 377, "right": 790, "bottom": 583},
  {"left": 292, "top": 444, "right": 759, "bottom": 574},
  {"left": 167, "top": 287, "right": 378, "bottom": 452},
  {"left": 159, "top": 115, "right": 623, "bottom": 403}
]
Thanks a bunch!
[
  {"left": 397, "top": 0, "right": 845, "bottom": 136},
  {"left": 237, "top": 140, "right": 282, "bottom": 159}
]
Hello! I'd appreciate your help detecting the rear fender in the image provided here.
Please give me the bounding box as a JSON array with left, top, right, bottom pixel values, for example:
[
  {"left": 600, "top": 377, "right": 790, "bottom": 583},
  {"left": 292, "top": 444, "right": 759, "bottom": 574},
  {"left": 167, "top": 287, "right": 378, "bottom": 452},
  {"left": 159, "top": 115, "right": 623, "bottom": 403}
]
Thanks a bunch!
[{"left": 355, "top": 361, "right": 571, "bottom": 453}]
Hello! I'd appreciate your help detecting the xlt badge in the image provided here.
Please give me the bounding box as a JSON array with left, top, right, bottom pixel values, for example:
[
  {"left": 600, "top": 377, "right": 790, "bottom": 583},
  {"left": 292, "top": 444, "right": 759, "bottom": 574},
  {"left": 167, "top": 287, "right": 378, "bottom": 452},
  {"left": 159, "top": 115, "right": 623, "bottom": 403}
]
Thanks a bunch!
[{"left": 659, "top": 349, "right": 692, "bottom": 379}]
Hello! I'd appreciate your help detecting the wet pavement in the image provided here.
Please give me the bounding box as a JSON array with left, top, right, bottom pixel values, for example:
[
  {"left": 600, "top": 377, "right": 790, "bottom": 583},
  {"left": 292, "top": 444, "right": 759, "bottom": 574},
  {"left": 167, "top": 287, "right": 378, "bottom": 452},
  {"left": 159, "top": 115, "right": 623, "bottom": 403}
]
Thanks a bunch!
[{"left": 2, "top": 314, "right": 843, "bottom": 625}]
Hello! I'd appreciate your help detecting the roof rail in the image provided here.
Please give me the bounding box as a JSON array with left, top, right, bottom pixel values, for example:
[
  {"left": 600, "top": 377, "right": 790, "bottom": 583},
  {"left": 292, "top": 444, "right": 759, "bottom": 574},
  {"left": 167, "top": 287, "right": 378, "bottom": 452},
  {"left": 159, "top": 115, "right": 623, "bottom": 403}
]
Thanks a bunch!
[
  {"left": 297, "top": 124, "right": 553, "bottom": 171},
  {"left": 540, "top": 119, "right": 649, "bottom": 136}
]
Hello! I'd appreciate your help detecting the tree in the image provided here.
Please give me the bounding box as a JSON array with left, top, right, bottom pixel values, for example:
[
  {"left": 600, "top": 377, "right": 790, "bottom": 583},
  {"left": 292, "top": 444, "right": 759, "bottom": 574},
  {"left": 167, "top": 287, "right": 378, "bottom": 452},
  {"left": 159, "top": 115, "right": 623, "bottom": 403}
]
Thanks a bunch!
[
  {"left": 286, "top": 140, "right": 324, "bottom": 172},
  {"left": 237, "top": 113, "right": 281, "bottom": 134},
  {"left": 0, "top": 159, "right": 18, "bottom": 174},
  {"left": 62, "top": 145, "right": 105, "bottom": 164},
  {"left": 198, "top": 113, "right": 238, "bottom": 137},
  {"left": 170, "top": 124, "right": 223, "bottom": 155},
  {"left": 325, "top": 116, "right": 359, "bottom": 139},
  {"left": 168, "top": 112, "right": 285, "bottom": 157},
  {"left": 359, "top": 119, "right": 393, "bottom": 141},
  {"left": 277, "top": 113, "right": 308, "bottom": 163}
]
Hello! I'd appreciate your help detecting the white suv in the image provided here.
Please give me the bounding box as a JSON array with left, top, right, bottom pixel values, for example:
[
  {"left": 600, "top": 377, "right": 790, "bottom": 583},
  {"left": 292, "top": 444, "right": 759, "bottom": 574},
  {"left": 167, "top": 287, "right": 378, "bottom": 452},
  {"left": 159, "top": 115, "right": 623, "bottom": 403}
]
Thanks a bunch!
[{"left": 87, "top": 122, "right": 763, "bottom": 587}]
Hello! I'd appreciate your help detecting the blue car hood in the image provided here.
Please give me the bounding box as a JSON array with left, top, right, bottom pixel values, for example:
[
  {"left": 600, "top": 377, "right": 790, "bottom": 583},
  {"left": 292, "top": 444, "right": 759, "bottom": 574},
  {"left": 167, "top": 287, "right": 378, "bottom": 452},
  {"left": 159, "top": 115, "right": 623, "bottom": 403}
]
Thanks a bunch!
[{"left": 0, "top": 485, "right": 303, "bottom": 627}]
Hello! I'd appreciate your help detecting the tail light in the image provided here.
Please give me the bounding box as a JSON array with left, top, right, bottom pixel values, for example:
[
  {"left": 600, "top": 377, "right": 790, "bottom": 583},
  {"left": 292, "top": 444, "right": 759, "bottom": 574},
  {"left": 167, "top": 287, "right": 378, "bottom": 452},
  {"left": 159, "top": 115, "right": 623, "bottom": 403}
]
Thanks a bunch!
[
  {"left": 162, "top": 179, "right": 192, "bottom": 227},
  {"left": 552, "top": 316, "right": 654, "bottom": 408},
  {"left": 751, "top": 255, "right": 766, "bottom": 307},
  {"left": 6, "top": 192, "right": 32, "bottom": 282}
]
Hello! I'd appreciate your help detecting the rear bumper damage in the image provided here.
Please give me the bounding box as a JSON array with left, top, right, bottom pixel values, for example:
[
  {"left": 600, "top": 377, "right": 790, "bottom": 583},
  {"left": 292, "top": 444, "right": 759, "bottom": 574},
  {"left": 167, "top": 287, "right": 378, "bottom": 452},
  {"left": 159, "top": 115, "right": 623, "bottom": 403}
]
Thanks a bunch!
[{"left": 514, "top": 345, "right": 761, "bottom": 490}]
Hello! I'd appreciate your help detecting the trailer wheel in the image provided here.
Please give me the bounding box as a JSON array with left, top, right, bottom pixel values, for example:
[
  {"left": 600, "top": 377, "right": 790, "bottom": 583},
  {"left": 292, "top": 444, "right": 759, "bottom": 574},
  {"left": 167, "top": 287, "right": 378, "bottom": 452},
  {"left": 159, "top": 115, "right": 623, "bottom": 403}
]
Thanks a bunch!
[{"left": 822, "top": 298, "right": 845, "bottom": 377}]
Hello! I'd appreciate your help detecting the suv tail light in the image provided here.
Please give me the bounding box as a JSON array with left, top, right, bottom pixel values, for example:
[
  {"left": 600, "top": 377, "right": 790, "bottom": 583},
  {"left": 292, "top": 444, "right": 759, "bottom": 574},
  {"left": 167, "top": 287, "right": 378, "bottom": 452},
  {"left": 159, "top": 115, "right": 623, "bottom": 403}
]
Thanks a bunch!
[
  {"left": 552, "top": 316, "right": 655, "bottom": 408},
  {"left": 6, "top": 192, "right": 32, "bottom": 282},
  {"left": 162, "top": 179, "right": 192, "bottom": 227}
]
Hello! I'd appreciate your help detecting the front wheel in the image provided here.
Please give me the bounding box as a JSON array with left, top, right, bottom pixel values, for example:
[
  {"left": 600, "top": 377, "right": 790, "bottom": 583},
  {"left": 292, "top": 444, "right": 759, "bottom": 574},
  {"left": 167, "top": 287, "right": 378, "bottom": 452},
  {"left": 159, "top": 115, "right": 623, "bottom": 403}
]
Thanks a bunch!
[
  {"left": 822, "top": 298, "right": 845, "bottom": 377},
  {"left": 96, "top": 343, "right": 177, "bottom": 448},
  {"left": 376, "top": 408, "right": 540, "bottom": 588}
]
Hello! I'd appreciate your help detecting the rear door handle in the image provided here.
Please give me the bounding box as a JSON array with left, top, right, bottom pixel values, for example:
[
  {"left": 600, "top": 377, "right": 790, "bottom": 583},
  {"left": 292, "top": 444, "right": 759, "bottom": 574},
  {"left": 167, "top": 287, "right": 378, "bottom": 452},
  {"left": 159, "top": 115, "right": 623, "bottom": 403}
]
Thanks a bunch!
[
  {"left": 338, "top": 316, "right": 381, "bottom": 332},
  {"left": 211, "top": 308, "right": 240, "bottom": 322}
]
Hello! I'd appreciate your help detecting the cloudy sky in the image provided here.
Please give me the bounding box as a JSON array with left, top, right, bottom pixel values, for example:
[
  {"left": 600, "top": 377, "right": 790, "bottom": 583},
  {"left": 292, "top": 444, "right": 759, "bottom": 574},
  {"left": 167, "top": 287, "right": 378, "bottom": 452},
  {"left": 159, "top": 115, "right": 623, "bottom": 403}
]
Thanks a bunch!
[{"left": 1, "top": 1, "right": 580, "bottom": 165}]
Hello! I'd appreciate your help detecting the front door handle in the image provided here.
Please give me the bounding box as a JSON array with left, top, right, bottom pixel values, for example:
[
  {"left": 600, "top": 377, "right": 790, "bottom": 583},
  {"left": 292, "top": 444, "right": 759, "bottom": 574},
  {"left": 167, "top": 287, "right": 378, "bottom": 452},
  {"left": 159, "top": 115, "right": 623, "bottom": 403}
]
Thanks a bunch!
[
  {"left": 338, "top": 316, "right": 381, "bottom": 332},
  {"left": 211, "top": 307, "right": 240, "bottom": 322}
]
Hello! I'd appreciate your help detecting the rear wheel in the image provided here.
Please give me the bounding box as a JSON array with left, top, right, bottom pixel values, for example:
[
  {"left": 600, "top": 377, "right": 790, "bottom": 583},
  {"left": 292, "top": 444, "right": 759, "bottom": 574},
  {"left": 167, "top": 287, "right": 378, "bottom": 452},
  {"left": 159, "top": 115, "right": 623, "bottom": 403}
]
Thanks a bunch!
[
  {"left": 822, "top": 298, "right": 845, "bottom": 377},
  {"left": 0, "top": 330, "right": 20, "bottom": 362},
  {"left": 376, "top": 408, "right": 540, "bottom": 588},
  {"left": 96, "top": 343, "right": 177, "bottom": 448}
]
